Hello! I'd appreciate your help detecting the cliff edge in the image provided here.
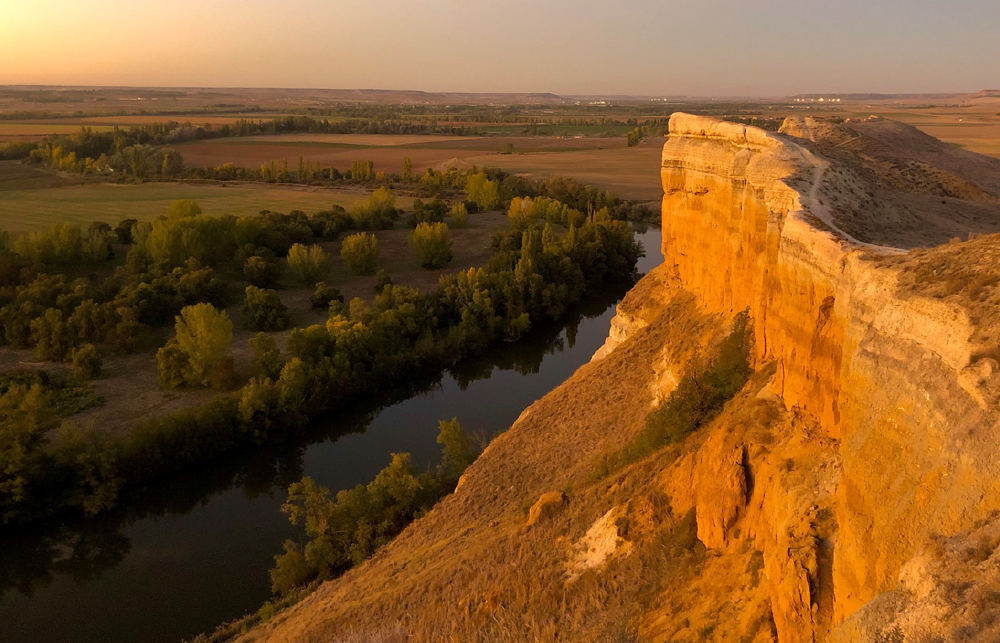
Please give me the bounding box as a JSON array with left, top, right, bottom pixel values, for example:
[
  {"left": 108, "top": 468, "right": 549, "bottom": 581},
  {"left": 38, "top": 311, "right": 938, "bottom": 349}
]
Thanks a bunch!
[{"left": 240, "top": 114, "right": 1000, "bottom": 641}]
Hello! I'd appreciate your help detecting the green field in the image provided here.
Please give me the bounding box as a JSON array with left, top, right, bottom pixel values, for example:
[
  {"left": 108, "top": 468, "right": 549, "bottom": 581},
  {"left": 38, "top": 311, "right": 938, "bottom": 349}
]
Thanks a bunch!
[{"left": 0, "top": 177, "right": 402, "bottom": 233}]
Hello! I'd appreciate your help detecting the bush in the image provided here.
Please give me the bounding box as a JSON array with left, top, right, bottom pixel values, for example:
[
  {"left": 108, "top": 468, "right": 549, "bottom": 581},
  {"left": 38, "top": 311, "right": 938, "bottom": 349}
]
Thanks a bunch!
[
  {"left": 340, "top": 233, "right": 379, "bottom": 275},
  {"left": 156, "top": 303, "right": 234, "bottom": 389},
  {"left": 287, "top": 243, "right": 329, "bottom": 284},
  {"left": 243, "top": 255, "right": 283, "bottom": 288},
  {"left": 243, "top": 286, "right": 289, "bottom": 331},
  {"left": 70, "top": 344, "right": 102, "bottom": 379},
  {"left": 609, "top": 311, "right": 753, "bottom": 471},
  {"left": 409, "top": 222, "right": 452, "bottom": 269},
  {"left": 310, "top": 282, "right": 343, "bottom": 310}
]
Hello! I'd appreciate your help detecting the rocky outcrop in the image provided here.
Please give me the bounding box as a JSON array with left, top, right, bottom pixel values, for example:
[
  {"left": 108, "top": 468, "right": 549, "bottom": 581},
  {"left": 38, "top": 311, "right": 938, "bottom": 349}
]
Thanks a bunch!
[{"left": 660, "top": 113, "right": 1000, "bottom": 635}]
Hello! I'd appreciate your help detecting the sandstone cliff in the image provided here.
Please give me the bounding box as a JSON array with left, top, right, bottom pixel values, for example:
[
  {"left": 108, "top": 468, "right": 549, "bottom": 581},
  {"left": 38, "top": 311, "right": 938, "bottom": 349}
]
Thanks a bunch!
[{"left": 241, "top": 115, "right": 1000, "bottom": 641}]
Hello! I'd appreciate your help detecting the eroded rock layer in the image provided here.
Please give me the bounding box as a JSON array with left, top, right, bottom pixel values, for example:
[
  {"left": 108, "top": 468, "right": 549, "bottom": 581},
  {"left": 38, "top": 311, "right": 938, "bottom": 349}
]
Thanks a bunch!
[{"left": 661, "top": 113, "right": 1000, "bottom": 635}]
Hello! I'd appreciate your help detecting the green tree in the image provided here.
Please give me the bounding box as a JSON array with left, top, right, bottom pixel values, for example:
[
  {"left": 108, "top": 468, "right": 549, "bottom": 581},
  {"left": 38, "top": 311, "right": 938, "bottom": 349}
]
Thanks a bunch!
[
  {"left": 436, "top": 418, "right": 477, "bottom": 483},
  {"left": 156, "top": 303, "right": 233, "bottom": 389},
  {"left": 243, "top": 255, "right": 283, "bottom": 288},
  {"left": 0, "top": 384, "right": 54, "bottom": 521},
  {"left": 408, "top": 222, "right": 452, "bottom": 269},
  {"left": 250, "top": 333, "right": 284, "bottom": 379},
  {"left": 449, "top": 202, "right": 468, "bottom": 227},
  {"left": 340, "top": 233, "right": 379, "bottom": 275},
  {"left": 70, "top": 343, "right": 102, "bottom": 379},
  {"left": 310, "top": 282, "right": 343, "bottom": 310},
  {"left": 243, "top": 286, "right": 289, "bottom": 331},
  {"left": 287, "top": 243, "right": 330, "bottom": 284},
  {"left": 465, "top": 172, "right": 500, "bottom": 210},
  {"left": 350, "top": 187, "right": 396, "bottom": 229},
  {"left": 401, "top": 157, "right": 413, "bottom": 181}
]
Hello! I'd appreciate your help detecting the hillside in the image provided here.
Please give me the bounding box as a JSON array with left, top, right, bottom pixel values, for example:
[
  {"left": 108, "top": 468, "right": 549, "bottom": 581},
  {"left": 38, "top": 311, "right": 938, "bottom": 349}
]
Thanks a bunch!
[{"left": 240, "top": 114, "right": 1000, "bottom": 641}]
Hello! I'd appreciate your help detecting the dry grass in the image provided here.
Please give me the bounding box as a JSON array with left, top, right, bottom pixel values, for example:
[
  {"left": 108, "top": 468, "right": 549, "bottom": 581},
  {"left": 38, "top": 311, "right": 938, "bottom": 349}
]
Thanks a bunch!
[
  {"left": 0, "top": 175, "right": 404, "bottom": 234},
  {"left": 240, "top": 268, "right": 743, "bottom": 641},
  {"left": 174, "top": 134, "right": 626, "bottom": 177},
  {"left": 881, "top": 232, "right": 1000, "bottom": 361}
]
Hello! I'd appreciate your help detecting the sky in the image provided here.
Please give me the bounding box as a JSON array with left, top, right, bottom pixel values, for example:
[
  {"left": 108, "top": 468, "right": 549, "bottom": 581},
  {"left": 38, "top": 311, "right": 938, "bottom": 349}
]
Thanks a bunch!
[{"left": 1, "top": 0, "right": 998, "bottom": 96}]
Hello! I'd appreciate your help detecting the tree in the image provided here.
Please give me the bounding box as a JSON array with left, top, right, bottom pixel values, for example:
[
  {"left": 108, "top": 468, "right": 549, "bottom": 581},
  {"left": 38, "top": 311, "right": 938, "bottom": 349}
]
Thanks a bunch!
[
  {"left": 350, "top": 187, "right": 396, "bottom": 229},
  {"left": 243, "top": 255, "right": 283, "bottom": 288},
  {"left": 0, "top": 384, "right": 55, "bottom": 521},
  {"left": 287, "top": 243, "right": 330, "bottom": 284},
  {"left": 156, "top": 303, "right": 233, "bottom": 389},
  {"left": 167, "top": 199, "right": 202, "bottom": 219},
  {"left": 436, "top": 418, "right": 477, "bottom": 483},
  {"left": 408, "top": 222, "right": 452, "bottom": 269},
  {"left": 401, "top": 157, "right": 413, "bottom": 181},
  {"left": 449, "top": 202, "right": 468, "bottom": 227},
  {"left": 71, "top": 344, "right": 102, "bottom": 379},
  {"left": 465, "top": 172, "right": 500, "bottom": 210},
  {"left": 243, "top": 286, "right": 289, "bottom": 331},
  {"left": 250, "top": 333, "right": 283, "bottom": 379},
  {"left": 310, "top": 282, "right": 343, "bottom": 310},
  {"left": 340, "top": 233, "right": 379, "bottom": 275}
]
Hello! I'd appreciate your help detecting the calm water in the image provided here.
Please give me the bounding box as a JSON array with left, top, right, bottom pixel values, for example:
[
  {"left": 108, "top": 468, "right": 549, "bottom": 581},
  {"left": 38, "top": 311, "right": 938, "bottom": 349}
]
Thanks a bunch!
[{"left": 0, "top": 227, "right": 662, "bottom": 643}]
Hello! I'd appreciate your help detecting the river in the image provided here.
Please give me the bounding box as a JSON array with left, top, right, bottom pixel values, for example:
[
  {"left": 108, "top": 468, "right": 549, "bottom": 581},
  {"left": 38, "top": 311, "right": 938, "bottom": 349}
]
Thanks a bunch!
[{"left": 0, "top": 226, "right": 662, "bottom": 643}]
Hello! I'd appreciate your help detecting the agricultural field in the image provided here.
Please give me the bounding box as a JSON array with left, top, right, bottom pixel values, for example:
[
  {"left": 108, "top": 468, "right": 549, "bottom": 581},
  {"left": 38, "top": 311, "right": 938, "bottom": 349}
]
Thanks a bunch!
[
  {"left": 0, "top": 162, "right": 406, "bottom": 233},
  {"left": 174, "top": 133, "right": 626, "bottom": 175}
]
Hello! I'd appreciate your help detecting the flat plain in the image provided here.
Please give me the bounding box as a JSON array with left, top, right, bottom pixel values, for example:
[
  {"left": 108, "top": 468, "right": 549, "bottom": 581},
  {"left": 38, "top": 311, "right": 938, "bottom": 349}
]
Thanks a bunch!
[{"left": 0, "top": 162, "right": 405, "bottom": 232}]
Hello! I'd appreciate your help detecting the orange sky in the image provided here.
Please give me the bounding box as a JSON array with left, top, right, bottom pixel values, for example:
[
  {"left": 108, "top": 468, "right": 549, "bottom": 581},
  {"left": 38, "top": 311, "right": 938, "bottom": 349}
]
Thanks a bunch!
[{"left": 2, "top": 0, "right": 998, "bottom": 95}]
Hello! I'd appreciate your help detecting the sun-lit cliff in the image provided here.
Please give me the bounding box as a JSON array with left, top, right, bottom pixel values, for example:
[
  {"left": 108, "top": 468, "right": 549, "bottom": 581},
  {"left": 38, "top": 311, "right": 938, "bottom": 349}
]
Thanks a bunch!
[{"left": 239, "top": 114, "right": 1000, "bottom": 641}]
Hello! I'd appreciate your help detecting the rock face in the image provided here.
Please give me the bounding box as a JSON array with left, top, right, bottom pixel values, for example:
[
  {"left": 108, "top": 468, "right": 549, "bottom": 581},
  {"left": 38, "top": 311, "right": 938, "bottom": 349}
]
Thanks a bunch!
[{"left": 660, "top": 113, "right": 1000, "bottom": 633}]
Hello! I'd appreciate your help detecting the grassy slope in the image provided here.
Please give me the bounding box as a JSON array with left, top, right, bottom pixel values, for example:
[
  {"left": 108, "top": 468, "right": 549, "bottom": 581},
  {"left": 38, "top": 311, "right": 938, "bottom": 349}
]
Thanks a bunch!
[{"left": 236, "top": 267, "right": 742, "bottom": 641}]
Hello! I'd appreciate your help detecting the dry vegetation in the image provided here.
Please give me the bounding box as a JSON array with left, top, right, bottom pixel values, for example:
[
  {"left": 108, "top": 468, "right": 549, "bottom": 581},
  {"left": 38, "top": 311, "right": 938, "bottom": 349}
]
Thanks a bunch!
[{"left": 881, "top": 232, "right": 1000, "bottom": 362}]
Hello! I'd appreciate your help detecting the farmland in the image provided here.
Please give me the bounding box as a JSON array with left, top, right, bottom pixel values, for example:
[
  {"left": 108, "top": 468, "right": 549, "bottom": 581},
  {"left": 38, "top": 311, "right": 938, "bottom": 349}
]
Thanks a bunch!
[{"left": 0, "top": 162, "right": 405, "bottom": 233}]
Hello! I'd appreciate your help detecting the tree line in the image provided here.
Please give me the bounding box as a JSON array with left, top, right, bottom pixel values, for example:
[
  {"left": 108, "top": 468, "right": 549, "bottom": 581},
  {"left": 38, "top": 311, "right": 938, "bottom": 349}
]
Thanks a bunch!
[{"left": 0, "top": 174, "right": 642, "bottom": 526}]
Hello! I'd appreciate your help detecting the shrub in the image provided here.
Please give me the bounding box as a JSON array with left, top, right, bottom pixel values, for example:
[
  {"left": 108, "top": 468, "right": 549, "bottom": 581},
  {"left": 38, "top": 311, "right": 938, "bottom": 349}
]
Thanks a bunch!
[
  {"left": 243, "top": 255, "right": 283, "bottom": 287},
  {"left": 340, "top": 233, "right": 379, "bottom": 275},
  {"left": 287, "top": 243, "right": 329, "bottom": 284},
  {"left": 310, "top": 282, "right": 343, "bottom": 310},
  {"left": 409, "top": 222, "right": 452, "bottom": 269},
  {"left": 243, "top": 286, "right": 289, "bottom": 331},
  {"left": 70, "top": 344, "right": 102, "bottom": 379}
]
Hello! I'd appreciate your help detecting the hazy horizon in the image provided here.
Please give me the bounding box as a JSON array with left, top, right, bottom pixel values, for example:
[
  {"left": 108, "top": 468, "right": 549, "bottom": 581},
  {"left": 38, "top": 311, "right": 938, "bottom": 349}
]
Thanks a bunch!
[{"left": 3, "top": 0, "right": 998, "bottom": 96}]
